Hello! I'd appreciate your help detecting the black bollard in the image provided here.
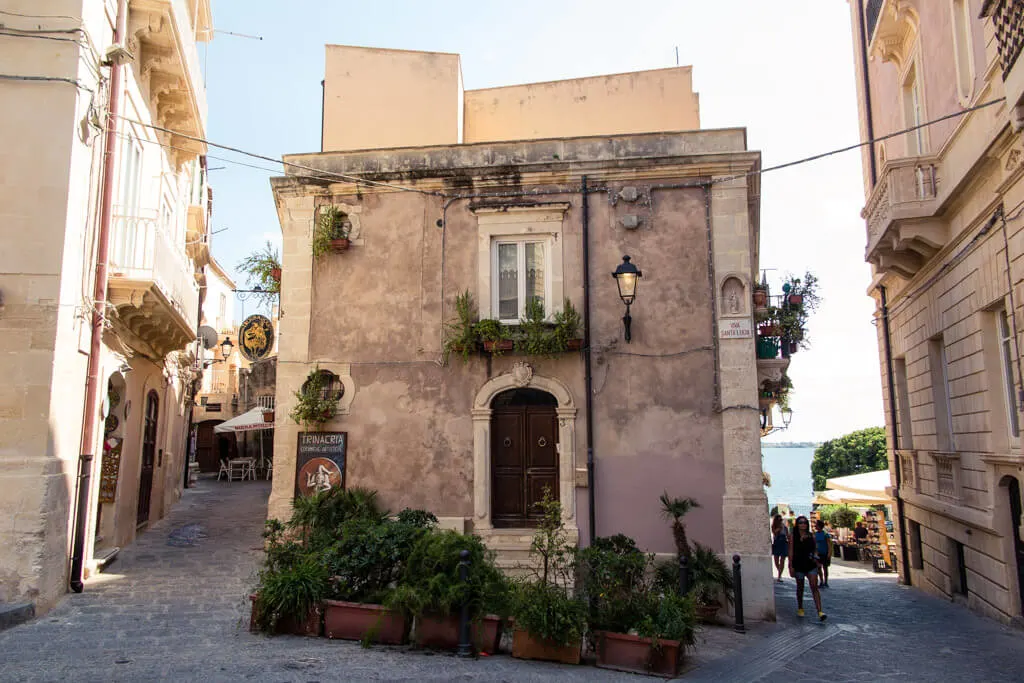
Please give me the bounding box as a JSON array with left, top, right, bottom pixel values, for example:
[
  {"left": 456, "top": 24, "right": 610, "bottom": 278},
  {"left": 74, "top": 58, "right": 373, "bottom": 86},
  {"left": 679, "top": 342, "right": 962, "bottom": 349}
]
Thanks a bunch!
[
  {"left": 678, "top": 553, "right": 690, "bottom": 595},
  {"left": 732, "top": 554, "right": 745, "bottom": 633},
  {"left": 456, "top": 549, "right": 472, "bottom": 657}
]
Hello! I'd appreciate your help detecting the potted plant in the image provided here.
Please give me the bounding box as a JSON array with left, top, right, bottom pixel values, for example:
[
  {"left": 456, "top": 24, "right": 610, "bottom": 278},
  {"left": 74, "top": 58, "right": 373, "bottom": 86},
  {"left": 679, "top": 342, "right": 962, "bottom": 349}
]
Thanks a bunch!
[
  {"left": 659, "top": 493, "right": 699, "bottom": 567},
  {"left": 237, "top": 241, "right": 281, "bottom": 306},
  {"left": 688, "top": 543, "right": 735, "bottom": 623},
  {"left": 313, "top": 205, "right": 352, "bottom": 258},
  {"left": 262, "top": 410, "right": 275, "bottom": 424},
  {"left": 756, "top": 336, "right": 779, "bottom": 360},
  {"left": 594, "top": 592, "right": 696, "bottom": 678},
  {"left": 250, "top": 520, "right": 328, "bottom": 636},
  {"left": 578, "top": 535, "right": 696, "bottom": 678},
  {"left": 779, "top": 272, "right": 820, "bottom": 351},
  {"left": 514, "top": 299, "right": 558, "bottom": 357},
  {"left": 552, "top": 298, "right": 583, "bottom": 351},
  {"left": 387, "top": 529, "right": 510, "bottom": 654},
  {"left": 475, "top": 318, "right": 512, "bottom": 354},
  {"left": 322, "top": 509, "right": 436, "bottom": 645},
  {"left": 753, "top": 282, "right": 768, "bottom": 308},
  {"left": 509, "top": 491, "right": 586, "bottom": 664},
  {"left": 289, "top": 367, "right": 339, "bottom": 430},
  {"left": 443, "top": 290, "right": 480, "bottom": 363}
]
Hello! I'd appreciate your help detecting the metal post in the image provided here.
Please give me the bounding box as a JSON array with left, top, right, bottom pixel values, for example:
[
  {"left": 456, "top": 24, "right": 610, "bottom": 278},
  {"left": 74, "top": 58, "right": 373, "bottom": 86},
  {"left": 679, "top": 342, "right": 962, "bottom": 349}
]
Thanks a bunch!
[
  {"left": 678, "top": 554, "right": 689, "bottom": 595},
  {"left": 69, "top": 454, "right": 94, "bottom": 593},
  {"left": 456, "top": 549, "right": 472, "bottom": 657},
  {"left": 623, "top": 303, "right": 633, "bottom": 343},
  {"left": 732, "top": 554, "right": 745, "bottom": 633}
]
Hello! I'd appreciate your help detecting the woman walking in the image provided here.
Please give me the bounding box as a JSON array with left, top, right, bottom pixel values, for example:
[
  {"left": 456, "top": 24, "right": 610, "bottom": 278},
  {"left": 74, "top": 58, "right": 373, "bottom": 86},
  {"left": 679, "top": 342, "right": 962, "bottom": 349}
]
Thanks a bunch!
[
  {"left": 789, "top": 515, "right": 826, "bottom": 621},
  {"left": 771, "top": 514, "right": 789, "bottom": 582}
]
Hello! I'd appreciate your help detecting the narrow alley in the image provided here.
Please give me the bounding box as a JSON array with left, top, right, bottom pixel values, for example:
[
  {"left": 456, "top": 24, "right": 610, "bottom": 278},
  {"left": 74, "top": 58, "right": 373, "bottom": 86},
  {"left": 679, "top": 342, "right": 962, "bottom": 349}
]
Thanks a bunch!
[{"left": 0, "top": 478, "right": 1021, "bottom": 682}]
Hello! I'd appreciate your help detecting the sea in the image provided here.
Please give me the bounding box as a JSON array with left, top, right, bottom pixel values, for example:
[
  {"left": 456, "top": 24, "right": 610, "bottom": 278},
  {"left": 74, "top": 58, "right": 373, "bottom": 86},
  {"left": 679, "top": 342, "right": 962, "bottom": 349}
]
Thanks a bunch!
[{"left": 762, "top": 447, "right": 815, "bottom": 517}]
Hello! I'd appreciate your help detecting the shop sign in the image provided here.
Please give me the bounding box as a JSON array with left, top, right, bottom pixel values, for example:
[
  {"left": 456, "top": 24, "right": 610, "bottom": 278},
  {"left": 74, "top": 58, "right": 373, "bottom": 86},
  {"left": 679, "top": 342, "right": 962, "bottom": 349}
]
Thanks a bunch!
[
  {"left": 238, "top": 314, "right": 275, "bottom": 362},
  {"left": 295, "top": 431, "right": 347, "bottom": 498}
]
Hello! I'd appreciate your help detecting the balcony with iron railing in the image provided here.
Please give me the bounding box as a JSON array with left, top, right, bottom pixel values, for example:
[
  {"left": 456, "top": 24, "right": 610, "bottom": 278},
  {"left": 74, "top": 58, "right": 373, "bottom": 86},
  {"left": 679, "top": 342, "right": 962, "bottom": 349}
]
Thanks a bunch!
[
  {"left": 983, "top": 0, "right": 1024, "bottom": 128},
  {"left": 107, "top": 209, "right": 200, "bottom": 359},
  {"left": 861, "top": 156, "right": 947, "bottom": 279}
]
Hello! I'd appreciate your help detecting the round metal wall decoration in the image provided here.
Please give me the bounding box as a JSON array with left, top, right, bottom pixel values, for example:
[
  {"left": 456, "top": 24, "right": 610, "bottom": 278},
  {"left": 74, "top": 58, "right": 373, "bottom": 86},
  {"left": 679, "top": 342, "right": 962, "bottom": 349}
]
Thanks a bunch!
[{"left": 238, "top": 314, "right": 275, "bottom": 362}]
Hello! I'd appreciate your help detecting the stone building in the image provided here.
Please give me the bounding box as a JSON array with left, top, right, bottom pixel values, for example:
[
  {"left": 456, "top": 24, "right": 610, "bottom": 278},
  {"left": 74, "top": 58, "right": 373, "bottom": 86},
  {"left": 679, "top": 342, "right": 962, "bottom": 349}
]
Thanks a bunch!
[
  {"left": 191, "top": 257, "right": 245, "bottom": 472},
  {"left": 270, "top": 46, "right": 776, "bottom": 618},
  {"left": 846, "top": 0, "right": 1024, "bottom": 623},
  {"left": 0, "top": 0, "right": 213, "bottom": 614}
]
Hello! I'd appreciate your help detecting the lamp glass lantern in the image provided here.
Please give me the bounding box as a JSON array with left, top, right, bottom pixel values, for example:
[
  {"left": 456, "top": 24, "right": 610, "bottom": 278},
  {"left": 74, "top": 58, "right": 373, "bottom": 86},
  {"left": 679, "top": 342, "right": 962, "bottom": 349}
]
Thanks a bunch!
[
  {"left": 611, "top": 255, "right": 643, "bottom": 342},
  {"left": 220, "top": 337, "right": 234, "bottom": 361},
  {"left": 781, "top": 407, "right": 793, "bottom": 428}
]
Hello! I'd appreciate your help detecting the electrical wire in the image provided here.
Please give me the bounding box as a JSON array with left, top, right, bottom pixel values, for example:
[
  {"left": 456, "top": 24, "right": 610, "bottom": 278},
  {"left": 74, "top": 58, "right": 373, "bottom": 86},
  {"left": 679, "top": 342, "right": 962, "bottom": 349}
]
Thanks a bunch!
[
  {"left": 112, "top": 114, "right": 446, "bottom": 197},
  {"left": 714, "top": 97, "right": 1007, "bottom": 186},
  {"left": 0, "top": 73, "right": 92, "bottom": 91},
  {"left": 0, "top": 9, "right": 82, "bottom": 22}
]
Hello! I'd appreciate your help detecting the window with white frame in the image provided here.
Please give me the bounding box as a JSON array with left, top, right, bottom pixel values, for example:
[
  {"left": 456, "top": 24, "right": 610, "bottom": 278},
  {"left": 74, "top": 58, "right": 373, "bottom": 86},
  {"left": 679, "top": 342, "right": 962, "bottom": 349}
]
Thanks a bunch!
[
  {"left": 902, "top": 64, "right": 925, "bottom": 156},
  {"left": 492, "top": 239, "right": 549, "bottom": 323},
  {"left": 950, "top": 0, "right": 975, "bottom": 105},
  {"left": 997, "top": 308, "right": 1020, "bottom": 439},
  {"left": 113, "top": 134, "right": 143, "bottom": 267},
  {"left": 474, "top": 203, "right": 568, "bottom": 323}
]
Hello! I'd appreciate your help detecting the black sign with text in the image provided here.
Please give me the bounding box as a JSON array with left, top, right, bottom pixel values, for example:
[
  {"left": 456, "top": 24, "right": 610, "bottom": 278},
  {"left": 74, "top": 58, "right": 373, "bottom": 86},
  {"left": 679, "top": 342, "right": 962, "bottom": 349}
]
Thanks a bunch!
[{"left": 295, "top": 432, "right": 347, "bottom": 498}]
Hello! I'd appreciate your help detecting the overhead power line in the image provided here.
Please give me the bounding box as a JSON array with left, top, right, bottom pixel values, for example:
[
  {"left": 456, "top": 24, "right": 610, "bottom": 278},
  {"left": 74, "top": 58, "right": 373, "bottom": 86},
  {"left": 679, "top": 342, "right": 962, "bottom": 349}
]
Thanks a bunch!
[{"left": 113, "top": 96, "right": 1008, "bottom": 198}]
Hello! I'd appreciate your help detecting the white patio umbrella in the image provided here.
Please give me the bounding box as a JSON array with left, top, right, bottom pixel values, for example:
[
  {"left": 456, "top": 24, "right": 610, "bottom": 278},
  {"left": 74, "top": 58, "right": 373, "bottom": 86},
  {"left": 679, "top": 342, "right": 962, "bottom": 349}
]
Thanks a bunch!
[
  {"left": 824, "top": 470, "right": 891, "bottom": 499},
  {"left": 812, "top": 487, "right": 890, "bottom": 506},
  {"left": 214, "top": 407, "right": 274, "bottom": 473}
]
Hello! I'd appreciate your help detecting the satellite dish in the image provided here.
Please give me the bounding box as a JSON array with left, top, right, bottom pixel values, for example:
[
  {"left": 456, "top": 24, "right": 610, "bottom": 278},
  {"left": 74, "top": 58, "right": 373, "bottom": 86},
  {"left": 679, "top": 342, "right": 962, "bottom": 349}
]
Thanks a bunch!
[{"left": 198, "top": 325, "right": 219, "bottom": 350}]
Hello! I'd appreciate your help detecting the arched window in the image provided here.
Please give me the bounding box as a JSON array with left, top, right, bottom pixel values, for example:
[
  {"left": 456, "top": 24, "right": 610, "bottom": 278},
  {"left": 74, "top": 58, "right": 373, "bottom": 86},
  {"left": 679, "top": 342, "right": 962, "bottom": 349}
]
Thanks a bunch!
[
  {"left": 950, "top": 0, "right": 975, "bottom": 105},
  {"left": 303, "top": 370, "right": 344, "bottom": 402}
]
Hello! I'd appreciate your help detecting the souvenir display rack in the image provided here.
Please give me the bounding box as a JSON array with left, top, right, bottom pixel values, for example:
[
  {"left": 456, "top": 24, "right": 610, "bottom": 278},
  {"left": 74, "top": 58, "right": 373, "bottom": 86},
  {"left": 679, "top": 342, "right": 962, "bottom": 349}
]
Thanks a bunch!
[{"left": 864, "top": 509, "right": 893, "bottom": 572}]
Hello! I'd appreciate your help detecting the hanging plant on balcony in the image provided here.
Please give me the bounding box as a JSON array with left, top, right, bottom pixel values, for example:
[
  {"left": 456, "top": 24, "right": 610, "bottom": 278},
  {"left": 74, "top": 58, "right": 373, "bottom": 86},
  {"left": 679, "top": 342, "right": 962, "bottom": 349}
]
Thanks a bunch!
[
  {"left": 312, "top": 206, "right": 352, "bottom": 258},
  {"left": 753, "top": 275, "right": 769, "bottom": 308},
  {"left": 289, "top": 366, "right": 339, "bottom": 430},
  {"left": 238, "top": 241, "right": 281, "bottom": 307},
  {"left": 778, "top": 272, "right": 820, "bottom": 351},
  {"left": 515, "top": 299, "right": 560, "bottom": 357},
  {"left": 552, "top": 299, "right": 583, "bottom": 352}
]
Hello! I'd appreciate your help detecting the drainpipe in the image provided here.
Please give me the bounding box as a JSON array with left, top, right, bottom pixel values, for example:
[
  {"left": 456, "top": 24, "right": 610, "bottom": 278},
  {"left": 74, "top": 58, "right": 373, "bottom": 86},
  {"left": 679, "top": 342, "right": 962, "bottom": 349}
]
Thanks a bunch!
[
  {"left": 70, "top": 0, "right": 128, "bottom": 594},
  {"left": 581, "top": 176, "right": 596, "bottom": 544},
  {"left": 857, "top": 0, "right": 878, "bottom": 186},
  {"left": 320, "top": 79, "right": 326, "bottom": 152},
  {"left": 878, "top": 285, "right": 912, "bottom": 585}
]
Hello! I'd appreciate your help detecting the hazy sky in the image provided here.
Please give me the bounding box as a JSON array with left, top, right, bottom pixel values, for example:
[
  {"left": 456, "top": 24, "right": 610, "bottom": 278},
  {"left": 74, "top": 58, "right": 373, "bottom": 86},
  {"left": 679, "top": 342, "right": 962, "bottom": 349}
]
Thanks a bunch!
[{"left": 204, "top": 0, "right": 884, "bottom": 443}]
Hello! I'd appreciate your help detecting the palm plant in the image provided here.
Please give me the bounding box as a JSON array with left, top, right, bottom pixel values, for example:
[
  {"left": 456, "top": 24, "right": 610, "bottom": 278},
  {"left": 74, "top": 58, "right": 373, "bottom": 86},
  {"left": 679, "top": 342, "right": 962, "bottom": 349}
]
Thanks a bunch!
[{"left": 659, "top": 493, "right": 700, "bottom": 562}]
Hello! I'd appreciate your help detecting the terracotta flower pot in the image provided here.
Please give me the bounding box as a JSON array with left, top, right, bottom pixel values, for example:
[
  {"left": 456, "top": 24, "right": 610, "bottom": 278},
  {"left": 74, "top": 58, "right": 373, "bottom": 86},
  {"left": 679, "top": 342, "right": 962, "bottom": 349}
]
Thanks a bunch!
[
  {"left": 758, "top": 324, "right": 781, "bottom": 337},
  {"left": 565, "top": 339, "right": 584, "bottom": 351},
  {"left": 249, "top": 594, "right": 322, "bottom": 636},
  {"left": 262, "top": 411, "right": 275, "bottom": 423},
  {"left": 595, "top": 631, "right": 682, "bottom": 678},
  {"left": 789, "top": 341, "right": 799, "bottom": 354},
  {"left": 482, "top": 340, "right": 514, "bottom": 353},
  {"left": 324, "top": 599, "right": 409, "bottom": 645},
  {"left": 511, "top": 628, "right": 581, "bottom": 665},
  {"left": 413, "top": 613, "right": 503, "bottom": 654},
  {"left": 330, "top": 238, "right": 350, "bottom": 251},
  {"left": 753, "top": 289, "right": 768, "bottom": 307},
  {"left": 787, "top": 293, "right": 803, "bottom": 307},
  {"left": 270, "top": 267, "right": 282, "bottom": 281},
  {"left": 696, "top": 601, "right": 721, "bottom": 623}
]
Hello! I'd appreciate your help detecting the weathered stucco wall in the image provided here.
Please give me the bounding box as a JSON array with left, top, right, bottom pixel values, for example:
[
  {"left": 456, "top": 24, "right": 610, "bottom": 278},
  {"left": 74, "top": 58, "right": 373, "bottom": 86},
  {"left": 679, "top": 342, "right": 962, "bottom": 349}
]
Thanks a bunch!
[
  {"left": 464, "top": 67, "right": 700, "bottom": 143},
  {"left": 322, "top": 45, "right": 462, "bottom": 153}
]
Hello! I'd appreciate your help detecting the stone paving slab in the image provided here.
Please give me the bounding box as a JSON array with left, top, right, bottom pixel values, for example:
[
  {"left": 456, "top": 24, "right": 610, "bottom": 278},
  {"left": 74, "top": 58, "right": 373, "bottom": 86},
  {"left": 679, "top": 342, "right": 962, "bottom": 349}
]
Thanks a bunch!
[{"left": 2, "top": 479, "right": 1022, "bottom": 682}]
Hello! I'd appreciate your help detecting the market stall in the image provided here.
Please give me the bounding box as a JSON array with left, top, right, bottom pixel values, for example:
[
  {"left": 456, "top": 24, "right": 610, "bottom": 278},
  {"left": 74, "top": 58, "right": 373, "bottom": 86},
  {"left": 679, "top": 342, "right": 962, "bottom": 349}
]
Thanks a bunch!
[{"left": 811, "top": 470, "right": 895, "bottom": 571}]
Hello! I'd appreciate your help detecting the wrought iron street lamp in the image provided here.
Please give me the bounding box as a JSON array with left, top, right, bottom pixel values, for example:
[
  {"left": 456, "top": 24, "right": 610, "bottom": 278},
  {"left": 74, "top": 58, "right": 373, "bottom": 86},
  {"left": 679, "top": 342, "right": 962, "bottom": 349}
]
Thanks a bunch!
[
  {"left": 781, "top": 407, "right": 793, "bottom": 428},
  {"left": 611, "top": 255, "right": 642, "bottom": 343},
  {"left": 220, "top": 336, "right": 234, "bottom": 361}
]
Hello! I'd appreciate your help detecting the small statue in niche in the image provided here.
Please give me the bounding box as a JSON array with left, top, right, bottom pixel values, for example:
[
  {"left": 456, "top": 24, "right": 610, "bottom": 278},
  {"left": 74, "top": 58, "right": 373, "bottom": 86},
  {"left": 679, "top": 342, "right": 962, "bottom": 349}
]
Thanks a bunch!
[{"left": 721, "top": 276, "right": 746, "bottom": 316}]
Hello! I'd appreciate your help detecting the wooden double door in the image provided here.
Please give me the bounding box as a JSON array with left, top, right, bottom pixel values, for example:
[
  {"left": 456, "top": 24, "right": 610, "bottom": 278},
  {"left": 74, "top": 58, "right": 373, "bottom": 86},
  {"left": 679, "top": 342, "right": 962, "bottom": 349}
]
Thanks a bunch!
[{"left": 491, "top": 389, "right": 558, "bottom": 528}]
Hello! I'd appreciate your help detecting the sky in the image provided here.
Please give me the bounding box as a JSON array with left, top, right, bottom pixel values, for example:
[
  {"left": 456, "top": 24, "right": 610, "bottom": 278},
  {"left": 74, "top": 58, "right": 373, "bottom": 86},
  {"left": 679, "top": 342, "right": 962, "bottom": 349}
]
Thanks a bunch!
[{"left": 203, "top": 0, "right": 884, "bottom": 443}]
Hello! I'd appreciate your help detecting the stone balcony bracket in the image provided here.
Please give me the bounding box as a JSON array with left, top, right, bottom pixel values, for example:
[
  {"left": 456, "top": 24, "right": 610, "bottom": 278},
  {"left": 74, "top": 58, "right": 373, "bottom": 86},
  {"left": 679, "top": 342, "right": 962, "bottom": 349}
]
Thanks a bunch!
[
  {"left": 862, "top": 157, "right": 947, "bottom": 279},
  {"left": 128, "top": 0, "right": 208, "bottom": 166},
  {"left": 106, "top": 280, "right": 196, "bottom": 361},
  {"left": 868, "top": 1, "right": 919, "bottom": 68},
  {"left": 756, "top": 357, "right": 790, "bottom": 389}
]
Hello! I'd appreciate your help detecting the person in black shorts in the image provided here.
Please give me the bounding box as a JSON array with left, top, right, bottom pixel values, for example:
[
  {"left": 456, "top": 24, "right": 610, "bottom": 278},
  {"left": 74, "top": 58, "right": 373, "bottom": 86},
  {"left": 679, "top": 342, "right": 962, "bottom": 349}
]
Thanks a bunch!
[{"left": 788, "top": 515, "right": 826, "bottom": 621}]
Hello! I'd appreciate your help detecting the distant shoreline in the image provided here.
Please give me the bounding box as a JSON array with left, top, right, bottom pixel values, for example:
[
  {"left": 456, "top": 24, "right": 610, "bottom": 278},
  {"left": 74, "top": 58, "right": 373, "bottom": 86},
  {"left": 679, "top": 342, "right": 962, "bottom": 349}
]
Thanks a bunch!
[{"left": 762, "top": 442, "right": 821, "bottom": 449}]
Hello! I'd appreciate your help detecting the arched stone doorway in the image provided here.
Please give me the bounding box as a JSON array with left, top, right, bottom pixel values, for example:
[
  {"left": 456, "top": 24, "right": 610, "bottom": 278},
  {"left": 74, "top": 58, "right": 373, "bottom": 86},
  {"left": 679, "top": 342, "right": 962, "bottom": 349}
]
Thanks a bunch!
[
  {"left": 491, "top": 388, "right": 558, "bottom": 528},
  {"left": 472, "top": 364, "right": 577, "bottom": 531}
]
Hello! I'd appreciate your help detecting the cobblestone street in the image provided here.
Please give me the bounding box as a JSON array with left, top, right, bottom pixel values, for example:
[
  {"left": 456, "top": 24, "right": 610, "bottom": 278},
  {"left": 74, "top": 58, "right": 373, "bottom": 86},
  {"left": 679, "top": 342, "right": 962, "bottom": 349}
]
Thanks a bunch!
[{"left": 0, "top": 479, "right": 1022, "bottom": 682}]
